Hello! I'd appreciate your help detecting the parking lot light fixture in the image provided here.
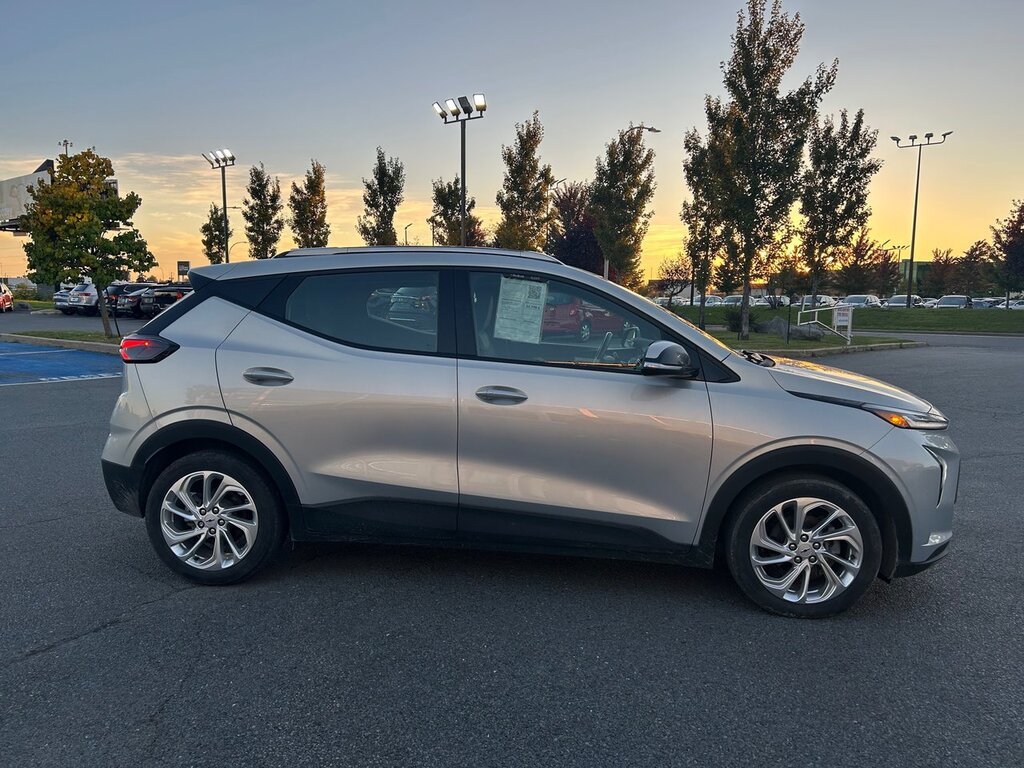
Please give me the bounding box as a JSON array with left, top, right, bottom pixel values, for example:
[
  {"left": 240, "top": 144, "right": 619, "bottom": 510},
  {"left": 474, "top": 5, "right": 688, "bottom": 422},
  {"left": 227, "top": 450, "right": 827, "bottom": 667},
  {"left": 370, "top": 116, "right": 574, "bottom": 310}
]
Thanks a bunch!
[
  {"left": 203, "top": 148, "right": 237, "bottom": 263},
  {"left": 431, "top": 92, "right": 488, "bottom": 246},
  {"left": 892, "top": 130, "right": 953, "bottom": 307}
]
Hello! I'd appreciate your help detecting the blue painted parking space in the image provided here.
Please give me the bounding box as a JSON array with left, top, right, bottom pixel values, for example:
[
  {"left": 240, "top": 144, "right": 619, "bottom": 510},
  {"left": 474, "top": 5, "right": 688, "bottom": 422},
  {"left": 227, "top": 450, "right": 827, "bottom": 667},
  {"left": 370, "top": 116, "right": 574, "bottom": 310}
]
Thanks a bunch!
[{"left": 0, "top": 342, "right": 122, "bottom": 386}]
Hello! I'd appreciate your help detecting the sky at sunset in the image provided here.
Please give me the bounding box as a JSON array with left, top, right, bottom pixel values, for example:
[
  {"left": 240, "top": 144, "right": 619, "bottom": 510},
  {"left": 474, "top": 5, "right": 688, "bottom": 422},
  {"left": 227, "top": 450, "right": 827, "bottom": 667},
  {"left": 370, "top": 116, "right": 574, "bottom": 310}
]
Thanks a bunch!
[{"left": 1, "top": 0, "right": 1022, "bottom": 283}]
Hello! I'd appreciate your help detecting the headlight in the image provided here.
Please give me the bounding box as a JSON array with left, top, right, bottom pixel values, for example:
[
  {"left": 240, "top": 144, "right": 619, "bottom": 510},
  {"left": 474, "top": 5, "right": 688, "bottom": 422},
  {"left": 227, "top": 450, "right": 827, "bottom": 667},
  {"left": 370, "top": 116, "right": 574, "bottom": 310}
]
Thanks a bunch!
[{"left": 862, "top": 404, "right": 948, "bottom": 430}]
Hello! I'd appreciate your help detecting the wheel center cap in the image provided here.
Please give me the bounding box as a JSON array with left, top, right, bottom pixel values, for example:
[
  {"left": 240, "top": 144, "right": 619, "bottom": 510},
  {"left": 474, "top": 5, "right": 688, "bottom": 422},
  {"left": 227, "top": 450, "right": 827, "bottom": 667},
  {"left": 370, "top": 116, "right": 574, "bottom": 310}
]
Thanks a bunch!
[{"left": 203, "top": 515, "right": 218, "bottom": 527}]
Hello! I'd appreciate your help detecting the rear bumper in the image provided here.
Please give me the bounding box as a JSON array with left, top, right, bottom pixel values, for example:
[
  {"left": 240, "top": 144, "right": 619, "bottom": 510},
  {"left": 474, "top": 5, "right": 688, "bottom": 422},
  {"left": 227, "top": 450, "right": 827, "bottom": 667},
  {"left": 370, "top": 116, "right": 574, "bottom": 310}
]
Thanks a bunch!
[{"left": 102, "top": 459, "right": 143, "bottom": 517}]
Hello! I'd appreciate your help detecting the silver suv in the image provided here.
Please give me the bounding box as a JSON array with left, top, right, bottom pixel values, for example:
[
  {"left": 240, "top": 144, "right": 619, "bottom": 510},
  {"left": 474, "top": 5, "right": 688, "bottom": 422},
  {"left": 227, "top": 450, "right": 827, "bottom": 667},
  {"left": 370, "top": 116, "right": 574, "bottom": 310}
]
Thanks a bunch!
[{"left": 102, "top": 248, "right": 959, "bottom": 617}]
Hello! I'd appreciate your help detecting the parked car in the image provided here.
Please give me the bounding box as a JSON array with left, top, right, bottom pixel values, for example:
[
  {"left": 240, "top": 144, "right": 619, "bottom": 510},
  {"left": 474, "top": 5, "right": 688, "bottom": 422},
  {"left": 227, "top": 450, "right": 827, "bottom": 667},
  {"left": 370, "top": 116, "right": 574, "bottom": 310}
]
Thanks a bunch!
[
  {"left": 703, "top": 295, "right": 724, "bottom": 307},
  {"left": 105, "top": 282, "right": 155, "bottom": 315},
  {"left": 139, "top": 284, "right": 192, "bottom": 317},
  {"left": 117, "top": 287, "right": 153, "bottom": 318},
  {"left": 796, "top": 295, "right": 835, "bottom": 309},
  {"left": 837, "top": 294, "right": 882, "bottom": 308},
  {"left": 972, "top": 298, "right": 996, "bottom": 309},
  {"left": 994, "top": 299, "right": 1024, "bottom": 310},
  {"left": 541, "top": 289, "right": 624, "bottom": 341},
  {"left": 921, "top": 297, "right": 938, "bottom": 308},
  {"left": 0, "top": 282, "right": 13, "bottom": 313},
  {"left": 385, "top": 285, "right": 439, "bottom": 330},
  {"left": 104, "top": 246, "right": 959, "bottom": 618},
  {"left": 933, "top": 295, "right": 972, "bottom": 309},
  {"left": 721, "top": 294, "right": 744, "bottom": 306},
  {"left": 53, "top": 288, "right": 73, "bottom": 314},
  {"left": 67, "top": 283, "right": 100, "bottom": 315},
  {"left": 883, "top": 295, "right": 923, "bottom": 308}
]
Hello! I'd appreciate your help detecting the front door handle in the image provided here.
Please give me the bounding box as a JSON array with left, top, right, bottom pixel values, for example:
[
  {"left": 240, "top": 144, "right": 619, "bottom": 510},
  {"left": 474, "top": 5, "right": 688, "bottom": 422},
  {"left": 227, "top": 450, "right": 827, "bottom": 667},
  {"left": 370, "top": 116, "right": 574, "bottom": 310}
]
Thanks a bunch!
[
  {"left": 475, "top": 385, "right": 528, "bottom": 405},
  {"left": 243, "top": 367, "right": 294, "bottom": 386}
]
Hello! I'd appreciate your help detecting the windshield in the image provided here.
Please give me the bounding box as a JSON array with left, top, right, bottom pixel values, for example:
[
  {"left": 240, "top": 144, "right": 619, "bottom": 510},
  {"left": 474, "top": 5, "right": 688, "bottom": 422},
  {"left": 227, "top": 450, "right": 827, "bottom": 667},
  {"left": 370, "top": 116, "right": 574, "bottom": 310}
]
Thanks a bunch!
[{"left": 937, "top": 296, "right": 966, "bottom": 306}]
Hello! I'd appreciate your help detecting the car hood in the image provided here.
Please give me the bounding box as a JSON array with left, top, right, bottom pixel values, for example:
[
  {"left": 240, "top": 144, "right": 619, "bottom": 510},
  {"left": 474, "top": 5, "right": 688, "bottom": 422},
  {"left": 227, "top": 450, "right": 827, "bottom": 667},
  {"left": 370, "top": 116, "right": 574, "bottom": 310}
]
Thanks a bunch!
[{"left": 767, "top": 356, "right": 934, "bottom": 413}]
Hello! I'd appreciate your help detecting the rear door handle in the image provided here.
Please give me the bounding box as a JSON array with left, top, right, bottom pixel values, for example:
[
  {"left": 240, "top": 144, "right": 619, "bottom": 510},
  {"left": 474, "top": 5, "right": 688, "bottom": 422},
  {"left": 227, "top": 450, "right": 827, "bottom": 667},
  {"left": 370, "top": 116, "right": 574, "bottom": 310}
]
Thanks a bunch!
[
  {"left": 475, "top": 385, "right": 528, "bottom": 405},
  {"left": 243, "top": 367, "right": 294, "bottom": 386}
]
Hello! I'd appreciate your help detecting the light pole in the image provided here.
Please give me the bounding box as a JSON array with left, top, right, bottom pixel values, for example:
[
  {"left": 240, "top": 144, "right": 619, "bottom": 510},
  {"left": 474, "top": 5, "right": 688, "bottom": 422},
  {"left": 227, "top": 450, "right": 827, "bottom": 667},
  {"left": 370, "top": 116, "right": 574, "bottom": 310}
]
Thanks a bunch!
[
  {"left": 603, "top": 124, "right": 661, "bottom": 280},
  {"left": 890, "top": 132, "right": 952, "bottom": 308},
  {"left": 432, "top": 94, "right": 487, "bottom": 246},
  {"left": 58, "top": 139, "right": 73, "bottom": 157},
  {"left": 202, "top": 149, "right": 236, "bottom": 262},
  {"left": 404, "top": 223, "right": 412, "bottom": 246}
]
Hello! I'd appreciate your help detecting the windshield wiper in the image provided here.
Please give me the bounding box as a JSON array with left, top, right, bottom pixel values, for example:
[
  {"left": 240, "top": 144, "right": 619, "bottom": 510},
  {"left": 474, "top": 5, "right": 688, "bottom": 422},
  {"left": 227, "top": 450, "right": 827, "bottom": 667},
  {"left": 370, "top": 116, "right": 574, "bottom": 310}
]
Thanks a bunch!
[{"left": 738, "top": 349, "right": 776, "bottom": 367}]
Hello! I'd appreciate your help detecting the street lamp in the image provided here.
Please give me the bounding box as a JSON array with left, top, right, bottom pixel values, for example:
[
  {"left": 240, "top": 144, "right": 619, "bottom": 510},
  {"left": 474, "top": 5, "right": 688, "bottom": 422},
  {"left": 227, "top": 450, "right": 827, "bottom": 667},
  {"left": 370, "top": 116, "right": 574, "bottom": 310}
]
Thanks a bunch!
[
  {"left": 404, "top": 223, "right": 413, "bottom": 246},
  {"left": 891, "top": 131, "right": 952, "bottom": 308},
  {"left": 431, "top": 93, "right": 486, "bottom": 246},
  {"left": 601, "top": 124, "right": 661, "bottom": 279},
  {"left": 202, "top": 149, "right": 236, "bottom": 263}
]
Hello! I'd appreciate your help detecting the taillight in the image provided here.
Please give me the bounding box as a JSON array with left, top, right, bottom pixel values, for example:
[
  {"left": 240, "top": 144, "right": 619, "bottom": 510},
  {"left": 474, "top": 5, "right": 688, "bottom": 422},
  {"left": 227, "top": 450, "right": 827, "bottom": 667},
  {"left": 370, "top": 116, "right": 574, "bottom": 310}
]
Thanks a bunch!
[{"left": 119, "top": 335, "right": 178, "bottom": 363}]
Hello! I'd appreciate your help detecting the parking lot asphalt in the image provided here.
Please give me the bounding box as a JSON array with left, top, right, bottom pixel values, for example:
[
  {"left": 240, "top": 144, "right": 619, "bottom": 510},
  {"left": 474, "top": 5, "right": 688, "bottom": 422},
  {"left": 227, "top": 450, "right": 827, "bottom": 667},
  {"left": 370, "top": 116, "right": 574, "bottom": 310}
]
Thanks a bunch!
[
  {"left": 1, "top": 307, "right": 146, "bottom": 336},
  {"left": 1, "top": 334, "right": 1021, "bottom": 767}
]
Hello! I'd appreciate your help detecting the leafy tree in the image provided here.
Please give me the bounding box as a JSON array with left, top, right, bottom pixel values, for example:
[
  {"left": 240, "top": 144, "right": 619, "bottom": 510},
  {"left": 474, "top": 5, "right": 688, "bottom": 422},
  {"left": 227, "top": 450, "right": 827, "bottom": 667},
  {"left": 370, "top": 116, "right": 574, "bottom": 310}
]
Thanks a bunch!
[
  {"left": 242, "top": 163, "right": 285, "bottom": 259},
  {"left": 800, "top": 108, "right": 882, "bottom": 305},
  {"left": 682, "top": 129, "right": 727, "bottom": 328},
  {"left": 22, "top": 148, "right": 154, "bottom": 337},
  {"left": 200, "top": 204, "right": 231, "bottom": 264},
  {"left": 427, "top": 176, "right": 486, "bottom": 246},
  {"left": 872, "top": 246, "right": 901, "bottom": 297},
  {"left": 493, "top": 111, "right": 555, "bottom": 251},
  {"left": 688, "top": 0, "right": 836, "bottom": 338},
  {"left": 590, "top": 126, "right": 657, "bottom": 289},
  {"left": 764, "top": 247, "right": 809, "bottom": 305},
  {"left": 657, "top": 253, "right": 693, "bottom": 306},
  {"left": 832, "top": 230, "right": 892, "bottom": 295},
  {"left": 545, "top": 182, "right": 603, "bottom": 274},
  {"left": 954, "top": 240, "right": 994, "bottom": 296},
  {"left": 922, "top": 248, "right": 957, "bottom": 297},
  {"left": 288, "top": 159, "right": 330, "bottom": 248},
  {"left": 356, "top": 147, "right": 405, "bottom": 246},
  {"left": 990, "top": 200, "right": 1024, "bottom": 304},
  {"left": 715, "top": 239, "right": 744, "bottom": 294}
]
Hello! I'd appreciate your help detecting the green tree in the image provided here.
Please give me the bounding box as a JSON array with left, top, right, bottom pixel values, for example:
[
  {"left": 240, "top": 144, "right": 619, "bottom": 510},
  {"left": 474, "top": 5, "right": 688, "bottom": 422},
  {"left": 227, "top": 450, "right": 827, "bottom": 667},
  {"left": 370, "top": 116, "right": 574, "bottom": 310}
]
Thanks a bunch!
[
  {"left": 493, "top": 111, "right": 555, "bottom": 251},
  {"left": 356, "top": 147, "right": 405, "bottom": 246},
  {"left": 990, "top": 200, "right": 1024, "bottom": 304},
  {"left": 200, "top": 204, "right": 231, "bottom": 264},
  {"left": 833, "top": 229, "right": 890, "bottom": 295},
  {"left": 242, "top": 163, "right": 285, "bottom": 259},
  {"left": 764, "top": 247, "right": 809, "bottom": 305},
  {"left": 688, "top": 0, "right": 836, "bottom": 338},
  {"left": 657, "top": 253, "right": 693, "bottom": 306},
  {"left": 545, "top": 182, "right": 603, "bottom": 275},
  {"left": 22, "top": 149, "right": 154, "bottom": 337},
  {"left": 954, "top": 240, "right": 994, "bottom": 295},
  {"left": 800, "top": 108, "right": 882, "bottom": 305},
  {"left": 682, "top": 128, "right": 728, "bottom": 328},
  {"left": 427, "top": 176, "right": 486, "bottom": 246},
  {"left": 715, "top": 241, "right": 744, "bottom": 294},
  {"left": 922, "top": 248, "right": 956, "bottom": 297},
  {"left": 288, "top": 159, "right": 330, "bottom": 248},
  {"left": 590, "top": 126, "right": 657, "bottom": 289}
]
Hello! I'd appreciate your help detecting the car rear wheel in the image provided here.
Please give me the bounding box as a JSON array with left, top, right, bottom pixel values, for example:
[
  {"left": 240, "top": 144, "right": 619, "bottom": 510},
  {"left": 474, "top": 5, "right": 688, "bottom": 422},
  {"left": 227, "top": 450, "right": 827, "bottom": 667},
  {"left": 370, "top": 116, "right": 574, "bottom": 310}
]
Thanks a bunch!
[
  {"left": 145, "top": 451, "right": 285, "bottom": 585},
  {"left": 725, "top": 476, "right": 882, "bottom": 618}
]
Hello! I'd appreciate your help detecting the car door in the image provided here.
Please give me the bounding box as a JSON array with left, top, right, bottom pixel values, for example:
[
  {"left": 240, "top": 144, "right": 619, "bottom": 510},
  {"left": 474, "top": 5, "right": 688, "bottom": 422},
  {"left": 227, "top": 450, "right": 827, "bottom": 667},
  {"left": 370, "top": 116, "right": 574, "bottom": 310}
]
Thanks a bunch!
[
  {"left": 217, "top": 268, "right": 459, "bottom": 539},
  {"left": 455, "top": 269, "right": 714, "bottom": 551}
]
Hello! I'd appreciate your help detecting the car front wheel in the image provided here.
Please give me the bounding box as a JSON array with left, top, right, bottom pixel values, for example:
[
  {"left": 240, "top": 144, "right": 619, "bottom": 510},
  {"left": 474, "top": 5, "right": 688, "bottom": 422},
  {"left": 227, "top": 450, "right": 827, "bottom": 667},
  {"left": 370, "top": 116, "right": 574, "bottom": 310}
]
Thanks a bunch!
[
  {"left": 145, "top": 451, "right": 285, "bottom": 585},
  {"left": 725, "top": 476, "right": 882, "bottom": 618}
]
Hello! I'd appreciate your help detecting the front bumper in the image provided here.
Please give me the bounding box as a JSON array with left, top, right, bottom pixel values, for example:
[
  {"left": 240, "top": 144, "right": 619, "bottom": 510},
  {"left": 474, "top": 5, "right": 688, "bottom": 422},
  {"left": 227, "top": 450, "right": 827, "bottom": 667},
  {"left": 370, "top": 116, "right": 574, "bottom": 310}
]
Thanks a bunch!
[{"left": 895, "top": 541, "right": 950, "bottom": 577}]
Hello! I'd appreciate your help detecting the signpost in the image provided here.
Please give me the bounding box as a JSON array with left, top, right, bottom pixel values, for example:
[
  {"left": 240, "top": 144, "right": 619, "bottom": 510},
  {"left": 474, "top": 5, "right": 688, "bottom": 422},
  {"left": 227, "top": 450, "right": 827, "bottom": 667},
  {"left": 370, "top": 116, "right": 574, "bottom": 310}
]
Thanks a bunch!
[
  {"left": 832, "top": 305, "right": 853, "bottom": 345},
  {"left": 177, "top": 261, "right": 190, "bottom": 279}
]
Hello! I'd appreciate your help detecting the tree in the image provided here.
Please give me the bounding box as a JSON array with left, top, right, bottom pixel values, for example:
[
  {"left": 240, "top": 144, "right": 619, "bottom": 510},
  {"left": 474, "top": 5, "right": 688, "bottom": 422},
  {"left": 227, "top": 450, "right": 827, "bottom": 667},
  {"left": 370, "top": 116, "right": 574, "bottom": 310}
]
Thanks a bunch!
[
  {"left": 715, "top": 241, "right": 744, "bottom": 294},
  {"left": 990, "top": 200, "right": 1024, "bottom": 304},
  {"left": 657, "top": 253, "right": 693, "bottom": 306},
  {"left": 493, "top": 111, "right": 555, "bottom": 251},
  {"left": 954, "top": 240, "right": 994, "bottom": 296},
  {"left": 200, "top": 204, "right": 231, "bottom": 264},
  {"left": 832, "top": 229, "right": 890, "bottom": 295},
  {"left": 764, "top": 246, "right": 808, "bottom": 306},
  {"left": 590, "top": 126, "right": 657, "bottom": 289},
  {"left": 545, "top": 182, "right": 604, "bottom": 274},
  {"left": 800, "top": 108, "right": 882, "bottom": 306},
  {"left": 688, "top": 0, "right": 836, "bottom": 338},
  {"left": 922, "top": 248, "right": 957, "bottom": 297},
  {"left": 682, "top": 128, "right": 727, "bottom": 328},
  {"left": 22, "top": 149, "right": 154, "bottom": 337},
  {"left": 242, "top": 163, "right": 285, "bottom": 259},
  {"left": 288, "top": 159, "right": 330, "bottom": 248},
  {"left": 356, "top": 147, "right": 405, "bottom": 246},
  {"left": 427, "top": 176, "right": 486, "bottom": 246}
]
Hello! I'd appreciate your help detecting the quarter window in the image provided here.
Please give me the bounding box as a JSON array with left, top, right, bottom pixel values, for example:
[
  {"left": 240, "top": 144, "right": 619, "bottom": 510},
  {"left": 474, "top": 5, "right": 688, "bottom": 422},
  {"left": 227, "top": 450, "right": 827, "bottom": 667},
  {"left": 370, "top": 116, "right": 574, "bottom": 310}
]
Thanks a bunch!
[
  {"left": 284, "top": 271, "right": 439, "bottom": 353},
  {"left": 468, "top": 272, "right": 667, "bottom": 371}
]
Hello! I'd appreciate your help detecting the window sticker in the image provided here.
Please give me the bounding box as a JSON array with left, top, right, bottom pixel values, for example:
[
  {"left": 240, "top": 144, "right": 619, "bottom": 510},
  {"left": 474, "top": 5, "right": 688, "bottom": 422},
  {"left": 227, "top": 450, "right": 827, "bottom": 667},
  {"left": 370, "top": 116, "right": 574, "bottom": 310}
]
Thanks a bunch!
[{"left": 493, "top": 276, "right": 548, "bottom": 344}]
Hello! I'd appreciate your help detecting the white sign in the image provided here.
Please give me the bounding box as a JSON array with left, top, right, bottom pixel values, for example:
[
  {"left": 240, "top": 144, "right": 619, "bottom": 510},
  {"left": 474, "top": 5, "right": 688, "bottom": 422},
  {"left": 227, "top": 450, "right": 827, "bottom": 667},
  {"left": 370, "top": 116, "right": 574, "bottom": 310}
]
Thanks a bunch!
[
  {"left": 0, "top": 171, "right": 50, "bottom": 222},
  {"left": 493, "top": 276, "right": 548, "bottom": 344},
  {"left": 833, "top": 305, "right": 853, "bottom": 336}
]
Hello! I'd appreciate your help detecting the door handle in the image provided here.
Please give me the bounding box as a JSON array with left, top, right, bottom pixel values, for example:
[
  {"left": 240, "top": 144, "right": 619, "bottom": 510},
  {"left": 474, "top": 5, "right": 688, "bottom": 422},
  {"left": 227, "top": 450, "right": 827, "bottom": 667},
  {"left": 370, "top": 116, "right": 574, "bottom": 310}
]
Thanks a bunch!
[
  {"left": 243, "top": 367, "right": 294, "bottom": 386},
  {"left": 475, "top": 385, "right": 528, "bottom": 405}
]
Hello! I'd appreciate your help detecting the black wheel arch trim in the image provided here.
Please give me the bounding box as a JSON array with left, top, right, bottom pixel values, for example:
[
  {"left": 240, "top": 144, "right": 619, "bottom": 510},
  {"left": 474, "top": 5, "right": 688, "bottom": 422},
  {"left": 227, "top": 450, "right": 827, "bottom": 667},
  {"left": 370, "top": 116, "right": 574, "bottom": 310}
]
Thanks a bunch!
[{"left": 695, "top": 445, "right": 909, "bottom": 579}]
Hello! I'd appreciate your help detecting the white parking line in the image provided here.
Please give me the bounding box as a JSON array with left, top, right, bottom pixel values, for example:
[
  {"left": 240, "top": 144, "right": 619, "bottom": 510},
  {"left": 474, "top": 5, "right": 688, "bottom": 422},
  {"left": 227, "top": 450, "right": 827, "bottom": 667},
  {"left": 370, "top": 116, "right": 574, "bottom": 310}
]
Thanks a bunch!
[
  {"left": 0, "top": 349, "right": 69, "bottom": 356},
  {"left": 0, "top": 373, "right": 122, "bottom": 387}
]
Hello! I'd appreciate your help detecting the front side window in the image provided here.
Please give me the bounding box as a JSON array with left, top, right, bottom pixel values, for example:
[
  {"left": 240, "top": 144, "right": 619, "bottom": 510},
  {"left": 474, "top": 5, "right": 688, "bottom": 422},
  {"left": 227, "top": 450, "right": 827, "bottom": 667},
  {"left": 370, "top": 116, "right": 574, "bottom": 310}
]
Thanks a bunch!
[
  {"left": 284, "top": 270, "right": 439, "bottom": 353},
  {"left": 468, "top": 272, "right": 667, "bottom": 371}
]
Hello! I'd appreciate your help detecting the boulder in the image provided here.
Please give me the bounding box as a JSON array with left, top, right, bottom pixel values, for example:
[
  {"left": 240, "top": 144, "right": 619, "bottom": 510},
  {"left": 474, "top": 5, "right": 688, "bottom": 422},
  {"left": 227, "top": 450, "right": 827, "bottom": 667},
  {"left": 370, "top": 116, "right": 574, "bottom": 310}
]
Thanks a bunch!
[{"left": 754, "top": 315, "right": 825, "bottom": 341}]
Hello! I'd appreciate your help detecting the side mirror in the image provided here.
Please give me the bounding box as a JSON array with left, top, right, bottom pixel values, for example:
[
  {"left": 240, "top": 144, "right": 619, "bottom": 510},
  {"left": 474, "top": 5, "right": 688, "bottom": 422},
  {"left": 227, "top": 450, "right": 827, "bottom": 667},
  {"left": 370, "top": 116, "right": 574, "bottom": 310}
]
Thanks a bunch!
[{"left": 641, "top": 341, "right": 699, "bottom": 378}]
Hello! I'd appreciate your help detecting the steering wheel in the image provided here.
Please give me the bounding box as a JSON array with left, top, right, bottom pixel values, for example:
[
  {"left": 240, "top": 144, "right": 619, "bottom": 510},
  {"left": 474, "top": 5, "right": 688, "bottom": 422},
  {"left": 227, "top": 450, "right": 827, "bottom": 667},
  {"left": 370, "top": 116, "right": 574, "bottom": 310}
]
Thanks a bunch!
[{"left": 593, "top": 331, "right": 613, "bottom": 363}]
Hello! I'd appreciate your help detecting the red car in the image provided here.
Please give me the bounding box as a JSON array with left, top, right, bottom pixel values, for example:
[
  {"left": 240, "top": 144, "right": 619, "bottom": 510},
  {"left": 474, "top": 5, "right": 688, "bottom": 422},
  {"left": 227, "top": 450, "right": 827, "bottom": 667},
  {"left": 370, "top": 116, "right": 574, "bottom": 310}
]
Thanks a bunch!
[
  {"left": 542, "top": 290, "right": 623, "bottom": 341},
  {"left": 0, "top": 283, "right": 14, "bottom": 313}
]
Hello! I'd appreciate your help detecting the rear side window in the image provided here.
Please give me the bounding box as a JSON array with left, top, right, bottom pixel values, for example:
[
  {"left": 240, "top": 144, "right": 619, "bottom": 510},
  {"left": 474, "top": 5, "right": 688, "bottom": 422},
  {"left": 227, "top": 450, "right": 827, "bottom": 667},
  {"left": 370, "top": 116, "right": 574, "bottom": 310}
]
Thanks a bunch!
[{"left": 283, "top": 271, "right": 439, "bottom": 354}]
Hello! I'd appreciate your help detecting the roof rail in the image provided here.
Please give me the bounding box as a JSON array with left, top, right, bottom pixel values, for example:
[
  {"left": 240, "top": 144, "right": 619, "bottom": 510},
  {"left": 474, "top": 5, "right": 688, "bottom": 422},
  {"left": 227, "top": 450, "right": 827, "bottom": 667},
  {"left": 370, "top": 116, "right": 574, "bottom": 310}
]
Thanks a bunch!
[{"left": 272, "top": 245, "right": 560, "bottom": 263}]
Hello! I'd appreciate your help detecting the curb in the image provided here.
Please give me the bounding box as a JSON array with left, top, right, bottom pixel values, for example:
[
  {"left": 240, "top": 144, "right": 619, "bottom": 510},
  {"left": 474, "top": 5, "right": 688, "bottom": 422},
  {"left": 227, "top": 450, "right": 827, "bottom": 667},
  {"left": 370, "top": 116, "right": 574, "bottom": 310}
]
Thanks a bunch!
[
  {"left": 755, "top": 341, "right": 927, "bottom": 358},
  {"left": 0, "top": 333, "right": 121, "bottom": 355},
  {"left": 855, "top": 329, "right": 1024, "bottom": 337}
]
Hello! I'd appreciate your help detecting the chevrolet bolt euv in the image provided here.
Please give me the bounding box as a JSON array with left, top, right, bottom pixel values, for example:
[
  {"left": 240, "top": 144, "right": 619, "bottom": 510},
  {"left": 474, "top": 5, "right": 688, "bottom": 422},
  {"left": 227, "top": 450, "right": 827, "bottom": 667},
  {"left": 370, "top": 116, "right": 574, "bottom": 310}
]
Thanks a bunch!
[{"left": 102, "top": 247, "right": 958, "bottom": 617}]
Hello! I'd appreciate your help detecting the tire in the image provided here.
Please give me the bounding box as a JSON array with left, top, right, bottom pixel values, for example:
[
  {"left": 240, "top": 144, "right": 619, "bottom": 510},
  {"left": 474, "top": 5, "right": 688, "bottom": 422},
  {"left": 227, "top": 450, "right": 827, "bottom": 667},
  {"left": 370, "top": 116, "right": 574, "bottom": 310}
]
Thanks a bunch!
[
  {"left": 724, "top": 475, "right": 882, "bottom": 618},
  {"left": 144, "top": 450, "right": 286, "bottom": 585},
  {"left": 577, "top": 320, "right": 592, "bottom": 342}
]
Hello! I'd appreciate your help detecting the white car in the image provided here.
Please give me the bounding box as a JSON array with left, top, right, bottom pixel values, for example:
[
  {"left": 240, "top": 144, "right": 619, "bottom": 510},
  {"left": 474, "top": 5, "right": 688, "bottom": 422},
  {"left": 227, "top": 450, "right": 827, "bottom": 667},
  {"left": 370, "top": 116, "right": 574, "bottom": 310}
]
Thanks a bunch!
[{"left": 837, "top": 294, "right": 883, "bottom": 309}]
